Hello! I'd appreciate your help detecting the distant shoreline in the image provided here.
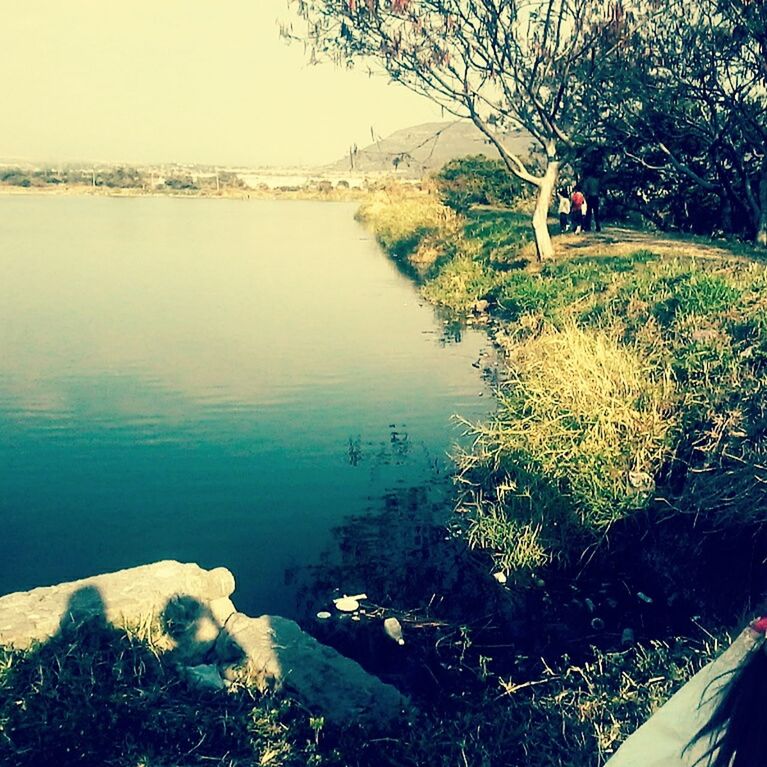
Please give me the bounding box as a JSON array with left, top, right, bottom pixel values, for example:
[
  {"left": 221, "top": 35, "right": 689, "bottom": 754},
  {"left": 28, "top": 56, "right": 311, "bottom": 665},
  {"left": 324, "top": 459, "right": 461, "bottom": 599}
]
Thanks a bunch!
[{"left": 0, "top": 183, "right": 371, "bottom": 203}]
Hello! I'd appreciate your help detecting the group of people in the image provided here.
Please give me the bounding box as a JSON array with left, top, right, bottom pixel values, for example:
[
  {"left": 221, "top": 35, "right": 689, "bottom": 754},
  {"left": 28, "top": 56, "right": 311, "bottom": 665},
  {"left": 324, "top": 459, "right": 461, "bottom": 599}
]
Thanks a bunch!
[{"left": 557, "top": 175, "right": 601, "bottom": 234}]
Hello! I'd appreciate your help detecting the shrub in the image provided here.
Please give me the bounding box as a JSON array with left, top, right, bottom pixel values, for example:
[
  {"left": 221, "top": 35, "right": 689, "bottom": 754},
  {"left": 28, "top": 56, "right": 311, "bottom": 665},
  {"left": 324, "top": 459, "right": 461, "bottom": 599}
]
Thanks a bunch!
[
  {"left": 422, "top": 253, "right": 498, "bottom": 311},
  {"left": 356, "top": 190, "right": 457, "bottom": 257},
  {"left": 458, "top": 325, "right": 675, "bottom": 573},
  {"left": 0, "top": 171, "right": 32, "bottom": 187},
  {"left": 434, "top": 155, "right": 526, "bottom": 213}
]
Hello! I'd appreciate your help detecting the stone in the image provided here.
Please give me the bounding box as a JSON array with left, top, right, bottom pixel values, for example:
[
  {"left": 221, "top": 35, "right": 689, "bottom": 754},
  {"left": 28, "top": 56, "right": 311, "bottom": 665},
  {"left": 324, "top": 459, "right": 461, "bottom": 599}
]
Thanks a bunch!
[
  {"left": 183, "top": 664, "right": 226, "bottom": 691},
  {"left": 0, "top": 561, "right": 236, "bottom": 650},
  {"left": 216, "top": 613, "right": 408, "bottom": 724},
  {"left": 209, "top": 596, "right": 237, "bottom": 626}
]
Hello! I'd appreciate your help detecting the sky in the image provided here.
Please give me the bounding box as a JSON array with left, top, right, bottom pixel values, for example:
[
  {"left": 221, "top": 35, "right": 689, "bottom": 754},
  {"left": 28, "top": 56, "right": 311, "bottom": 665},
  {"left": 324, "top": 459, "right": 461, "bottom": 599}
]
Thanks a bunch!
[{"left": 0, "top": 0, "right": 445, "bottom": 168}]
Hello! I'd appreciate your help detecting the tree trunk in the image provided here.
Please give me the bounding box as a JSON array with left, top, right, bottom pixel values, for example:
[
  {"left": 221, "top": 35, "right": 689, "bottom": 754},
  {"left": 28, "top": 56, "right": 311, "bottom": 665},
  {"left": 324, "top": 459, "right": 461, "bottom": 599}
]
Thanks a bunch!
[
  {"left": 532, "top": 160, "right": 559, "bottom": 261},
  {"left": 757, "top": 164, "right": 767, "bottom": 248}
]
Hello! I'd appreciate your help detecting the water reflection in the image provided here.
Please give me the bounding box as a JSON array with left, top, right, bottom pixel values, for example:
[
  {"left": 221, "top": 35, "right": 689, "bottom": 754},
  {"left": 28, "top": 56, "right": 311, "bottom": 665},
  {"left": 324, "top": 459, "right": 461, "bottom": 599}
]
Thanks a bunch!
[
  {"left": 284, "top": 474, "right": 512, "bottom": 696},
  {"left": 345, "top": 424, "right": 415, "bottom": 468},
  {"left": 0, "top": 196, "right": 495, "bottom": 616},
  {"left": 288, "top": 482, "right": 443, "bottom": 615}
]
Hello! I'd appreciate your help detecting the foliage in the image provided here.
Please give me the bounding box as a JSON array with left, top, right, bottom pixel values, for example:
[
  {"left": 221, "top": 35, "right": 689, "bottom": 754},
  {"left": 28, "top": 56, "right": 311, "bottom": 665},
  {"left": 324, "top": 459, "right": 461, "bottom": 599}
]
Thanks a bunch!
[
  {"left": 585, "top": 0, "right": 767, "bottom": 243},
  {"left": 452, "top": 239, "right": 767, "bottom": 572},
  {"left": 422, "top": 254, "right": 497, "bottom": 310},
  {"left": 288, "top": 0, "right": 628, "bottom": 259},
  {"left": 164, "top": 174, "right": 198, "bottom": 191},
  {"left": 0, "top": 170, "right": 32, "bottom": 187},
  {"left": 0, "top": 166, "right": 247, "bottom": 194},
  {"left": 434, "top": 155, "right": 527, "bottom": 213},
  {"left": 363, "top": 192, "right": 767, "bottom": 574},
  {"left": 457, "top": 324, "right": 674, "bottom": 572},
  {"left": 355, "top": 188, "right": 461, "bottom": 268}
]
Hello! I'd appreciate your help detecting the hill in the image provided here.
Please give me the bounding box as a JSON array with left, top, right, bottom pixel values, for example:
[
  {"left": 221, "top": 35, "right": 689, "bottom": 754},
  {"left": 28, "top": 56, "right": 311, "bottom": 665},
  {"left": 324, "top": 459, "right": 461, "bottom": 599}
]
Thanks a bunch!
[{"left": 323, "top": 120, "right": 534, "bottom": 176}]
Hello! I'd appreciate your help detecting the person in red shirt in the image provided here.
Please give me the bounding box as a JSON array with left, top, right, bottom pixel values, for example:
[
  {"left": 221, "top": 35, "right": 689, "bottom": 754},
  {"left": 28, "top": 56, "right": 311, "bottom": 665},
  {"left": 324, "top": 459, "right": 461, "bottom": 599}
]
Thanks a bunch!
[{"left": 571, "top": 188, "right": 587, "bottom": 233}]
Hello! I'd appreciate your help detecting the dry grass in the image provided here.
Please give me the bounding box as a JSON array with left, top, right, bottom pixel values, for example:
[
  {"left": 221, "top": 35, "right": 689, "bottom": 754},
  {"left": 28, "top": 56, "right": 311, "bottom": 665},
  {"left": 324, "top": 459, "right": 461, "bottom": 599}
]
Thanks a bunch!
[
  {"left": 0, "top": 614, "right": 726, "bottom": 767},
  {"left": 355, "top": 188, "right": 461, "bottom": 268},
  {"left": 458, "top": 324, "right": 675, "bottom": 572}
]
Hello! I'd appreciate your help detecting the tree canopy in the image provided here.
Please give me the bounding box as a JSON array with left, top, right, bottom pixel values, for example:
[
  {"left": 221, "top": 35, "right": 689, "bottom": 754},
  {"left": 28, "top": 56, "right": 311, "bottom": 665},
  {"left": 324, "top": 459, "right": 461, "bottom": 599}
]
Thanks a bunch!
[
  {"left": 288, "top": 0, "right": 626, "bottom": 259},
  {"left": 287, "top": 0, "right": 767, "bottom": 250}
]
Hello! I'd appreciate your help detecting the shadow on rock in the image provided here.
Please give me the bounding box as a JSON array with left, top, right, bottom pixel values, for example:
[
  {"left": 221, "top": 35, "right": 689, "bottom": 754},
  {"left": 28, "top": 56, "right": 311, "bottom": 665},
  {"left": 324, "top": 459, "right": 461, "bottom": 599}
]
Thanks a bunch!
[{"left": 0, "top": 586, "right": 288, "bottom": 767}]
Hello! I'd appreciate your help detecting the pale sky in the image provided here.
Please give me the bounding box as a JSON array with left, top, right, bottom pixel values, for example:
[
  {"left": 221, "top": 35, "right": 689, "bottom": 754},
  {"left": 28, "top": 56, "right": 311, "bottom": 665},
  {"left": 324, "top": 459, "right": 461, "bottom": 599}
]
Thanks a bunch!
[{"left": 0, "top": 0, "right": 445, "bottom": 168}]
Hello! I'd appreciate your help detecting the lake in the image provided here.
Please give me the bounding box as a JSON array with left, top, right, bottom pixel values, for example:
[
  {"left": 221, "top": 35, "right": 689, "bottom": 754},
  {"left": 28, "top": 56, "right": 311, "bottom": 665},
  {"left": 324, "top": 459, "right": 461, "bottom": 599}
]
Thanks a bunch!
[{"left": 0, "top": 196, "right": 494, "bottom": 619}]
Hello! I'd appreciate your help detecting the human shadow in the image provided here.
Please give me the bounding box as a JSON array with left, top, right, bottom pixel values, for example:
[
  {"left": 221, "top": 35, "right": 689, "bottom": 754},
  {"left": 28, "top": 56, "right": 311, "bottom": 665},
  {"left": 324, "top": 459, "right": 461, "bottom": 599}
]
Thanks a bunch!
[{"left": 0, "top": 585, "right": 263, "bottom": 767}]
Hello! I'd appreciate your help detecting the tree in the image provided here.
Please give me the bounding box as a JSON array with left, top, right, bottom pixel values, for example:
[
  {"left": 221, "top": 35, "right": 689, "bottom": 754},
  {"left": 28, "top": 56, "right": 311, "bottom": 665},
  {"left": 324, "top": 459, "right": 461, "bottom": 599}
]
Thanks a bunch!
[
  {"left": 597, "top": 0, "right": 767, "bottom": 244},
  {"left": 286, "top": 0, "right": 622, "bottom": 260}
]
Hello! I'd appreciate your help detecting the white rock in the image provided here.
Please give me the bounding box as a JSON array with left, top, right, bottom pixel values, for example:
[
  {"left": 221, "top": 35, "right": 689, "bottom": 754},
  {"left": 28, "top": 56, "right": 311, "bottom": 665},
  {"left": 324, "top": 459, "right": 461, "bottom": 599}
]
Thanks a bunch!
[
  {"left": 216, "top": 613, "right": 408, "bottom": 724},
  {"left": 0, "top": 561, "right": 236, "bottom": 650}
]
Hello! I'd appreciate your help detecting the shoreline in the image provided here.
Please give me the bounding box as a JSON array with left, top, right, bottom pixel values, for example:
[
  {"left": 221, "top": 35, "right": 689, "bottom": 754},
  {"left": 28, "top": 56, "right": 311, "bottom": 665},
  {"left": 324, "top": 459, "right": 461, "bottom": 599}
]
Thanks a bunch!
[
  {"left": 0, "top": 183, "right": 371, "bottom": 203},
  {"left": 0, "top": 191, "right": 747, "bottom": 766}
]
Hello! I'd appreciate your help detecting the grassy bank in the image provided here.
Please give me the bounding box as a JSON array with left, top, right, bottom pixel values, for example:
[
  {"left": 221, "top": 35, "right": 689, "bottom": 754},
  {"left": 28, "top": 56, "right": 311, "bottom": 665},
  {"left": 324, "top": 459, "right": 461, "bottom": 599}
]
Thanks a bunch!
[
  {"left": 360, "top": 191, "right": 767, "bottom": 589},
  {"left": 344, "top": 188, "right": 767, "bottom": 762},
  {"left": 0, "top": 614, "right": 724, "bottom": 766},
  {"left": 3, "top": 190, "right": 758, "bottom": 765}
]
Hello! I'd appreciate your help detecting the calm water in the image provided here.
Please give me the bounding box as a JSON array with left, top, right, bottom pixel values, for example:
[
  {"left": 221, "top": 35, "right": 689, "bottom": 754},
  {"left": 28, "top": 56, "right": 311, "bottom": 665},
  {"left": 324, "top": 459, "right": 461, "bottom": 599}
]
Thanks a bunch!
[{"left": 0, "top": 196, "right": 493, "bottom": 618}]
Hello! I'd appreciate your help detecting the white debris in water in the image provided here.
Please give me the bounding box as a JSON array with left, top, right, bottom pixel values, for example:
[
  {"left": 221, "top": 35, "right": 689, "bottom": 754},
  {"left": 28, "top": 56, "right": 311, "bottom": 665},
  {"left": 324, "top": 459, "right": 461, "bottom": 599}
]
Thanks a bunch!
[
  {"left": 333, "top": 593, "right": 367, "bottom": 612},
  {"left": 637, "top": 592, "right": 654, "bottom": 604},
  {"left": 316, "top": 611, "right": 332, "bottom": 620},
  {"left": 493, "top": 571, "right": 507, "bottom": 584},
  {"left": 383, "top": 617, "right": 405, "bottom": 645}
]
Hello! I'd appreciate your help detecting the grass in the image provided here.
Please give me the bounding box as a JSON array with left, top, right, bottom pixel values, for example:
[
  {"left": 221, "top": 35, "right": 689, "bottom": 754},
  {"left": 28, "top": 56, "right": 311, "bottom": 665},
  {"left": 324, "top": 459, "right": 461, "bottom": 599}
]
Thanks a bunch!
[
  {"left": 0, "top": 617, "right": 324, "bottom": 767},
  {"left": 355, "top": 187, "right": 460, "bottom": 266},
  {"left": 0, "top": 612, "right": 727, "bottom": 767},
  {"left": 358, "top": 194, "right": 767, "bottom": 574},
  {"left": 457, "top": 324, "right": 674, "bottom": 573}
]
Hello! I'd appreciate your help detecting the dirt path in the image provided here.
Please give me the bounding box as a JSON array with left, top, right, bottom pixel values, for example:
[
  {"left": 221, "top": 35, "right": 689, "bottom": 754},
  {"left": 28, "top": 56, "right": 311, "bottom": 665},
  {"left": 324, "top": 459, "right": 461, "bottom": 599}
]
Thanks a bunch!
[{"left": 551, "top": 226, "right": 761, "bottom": 264}]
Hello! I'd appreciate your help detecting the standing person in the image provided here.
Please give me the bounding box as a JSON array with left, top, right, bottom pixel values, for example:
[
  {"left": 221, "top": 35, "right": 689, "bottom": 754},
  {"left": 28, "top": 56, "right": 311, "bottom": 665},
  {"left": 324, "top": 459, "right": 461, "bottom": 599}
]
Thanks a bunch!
[
  {"left": 571, "top": 187, "right": 586, "bottom": 234},
  {"left": 582, "top": 174, "right": 602, "bottom": 232},
  {"left": 557, "top": 187, "right": 571, "bottom": 233}
]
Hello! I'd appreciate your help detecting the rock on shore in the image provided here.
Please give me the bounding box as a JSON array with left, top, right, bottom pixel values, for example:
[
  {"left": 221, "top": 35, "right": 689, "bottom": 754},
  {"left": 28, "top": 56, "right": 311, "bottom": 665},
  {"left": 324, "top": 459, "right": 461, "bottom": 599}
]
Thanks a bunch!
[{"left": 0, "top": 561, "right": 408, "bottom": 725}]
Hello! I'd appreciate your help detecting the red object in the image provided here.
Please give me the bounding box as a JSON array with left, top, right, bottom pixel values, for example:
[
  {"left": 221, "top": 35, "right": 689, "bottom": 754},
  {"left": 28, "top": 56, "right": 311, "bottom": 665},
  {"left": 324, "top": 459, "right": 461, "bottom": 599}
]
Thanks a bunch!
[
  {"left": 572, "top": 191, "right": 585, "bottom": 207},
  {"left": 751, "top": 616, "right": 767, "bottom": 633}
]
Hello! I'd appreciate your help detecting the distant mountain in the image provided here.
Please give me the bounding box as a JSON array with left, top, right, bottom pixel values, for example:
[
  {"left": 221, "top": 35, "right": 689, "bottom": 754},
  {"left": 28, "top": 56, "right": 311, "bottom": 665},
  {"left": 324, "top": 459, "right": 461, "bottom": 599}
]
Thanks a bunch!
[{"left": 323, "top": 121, "right": 535, "bottom": 176}]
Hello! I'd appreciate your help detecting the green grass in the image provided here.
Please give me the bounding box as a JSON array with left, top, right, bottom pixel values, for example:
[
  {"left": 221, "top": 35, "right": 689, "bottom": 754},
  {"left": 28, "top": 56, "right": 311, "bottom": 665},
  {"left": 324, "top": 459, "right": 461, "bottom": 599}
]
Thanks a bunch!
[
  {"left": 457, "top": 324, "right": 674, "bottom": 573},
  {"left": 355, "top": 189, "right": 460, "bottom": 266},
  {"left": 0, "top": 614, "right": 726, "bottom": 767},
  {"left": 0, "top": 617, "right": 324, "bottom": 767},
  {"left": 358, "top": 195, "right": 767, "bottom": 571},
  {"left": 422, "top": 254, "right": 498, "bottom": 311}
]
